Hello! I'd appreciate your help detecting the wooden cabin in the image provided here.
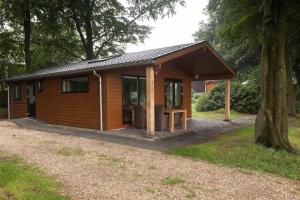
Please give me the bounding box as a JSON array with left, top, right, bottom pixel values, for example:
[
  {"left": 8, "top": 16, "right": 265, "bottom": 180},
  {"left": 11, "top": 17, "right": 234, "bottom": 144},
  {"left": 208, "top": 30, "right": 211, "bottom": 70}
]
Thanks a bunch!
[{"left": 5, "top": 41, "right": 235, "bottom": 136}]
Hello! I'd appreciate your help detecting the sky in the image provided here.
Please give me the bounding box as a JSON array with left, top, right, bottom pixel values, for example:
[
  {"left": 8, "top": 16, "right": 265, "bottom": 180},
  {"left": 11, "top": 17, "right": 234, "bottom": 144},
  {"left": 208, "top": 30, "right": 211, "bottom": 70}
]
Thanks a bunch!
[{"left": 126, "top": 0, "right": 209, "bottom": 52}]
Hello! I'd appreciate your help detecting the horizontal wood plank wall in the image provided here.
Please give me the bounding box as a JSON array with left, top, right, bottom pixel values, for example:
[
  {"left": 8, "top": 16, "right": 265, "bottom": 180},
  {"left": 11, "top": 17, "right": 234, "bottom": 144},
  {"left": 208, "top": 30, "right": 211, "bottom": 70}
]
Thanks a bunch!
[
  {"left": 36, "top": 73, "right": 100, "bottom": 129},
  {"left": 9, "top": 82, "right": 27, "bottom": 118},
  {"left": 9, "top": 64, "right": 191, "bottom": 131},
  {"left": 155, "top": 63, "right": 192, "bottom": 118},
  {"left": 104, "top": 64, "right": 192, "bottom": 130},
  {"left": 104, "top": 67, "right": 145, "bottom": 130}
]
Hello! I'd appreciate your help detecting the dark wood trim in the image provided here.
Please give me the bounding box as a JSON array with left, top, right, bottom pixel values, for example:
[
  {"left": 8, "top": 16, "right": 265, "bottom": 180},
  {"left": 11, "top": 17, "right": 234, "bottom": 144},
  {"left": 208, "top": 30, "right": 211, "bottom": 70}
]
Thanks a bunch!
[
  {"left": 153, "top": 42, "right": 206, "bottom": 65},
  {"left": 153, "top": 42, "right": 236, "bottom": 77},
  {"left": 37, "top": 80, "right": 43, "bottom": 92},
  {"left": 27, "top": 81, "right": 36, "bottom": 118},
  {"left": 61, "top": 75, "right": 90, "bottom": 94},
  {"left": 192, "top": 74, "right": 234, "bottom": 81},
  {"left": 13, "top": 84, "right": 22, "bottom": 101},
  {"left": 205, "top": 44, "right": 236, "bottom": 75},
  {"left": 164, "top": 78, "right": 183, "bottom": 109}
]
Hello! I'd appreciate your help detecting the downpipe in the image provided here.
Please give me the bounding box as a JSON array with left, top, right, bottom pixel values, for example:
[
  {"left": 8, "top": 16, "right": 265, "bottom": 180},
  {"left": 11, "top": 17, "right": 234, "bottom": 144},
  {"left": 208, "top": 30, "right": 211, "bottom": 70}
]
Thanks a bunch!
[
  {"left": 7, "top": 84, "right": 10, "bottom": 120},
  {"left": 93, "top": 71, "right": 103, "bottom": 131}
]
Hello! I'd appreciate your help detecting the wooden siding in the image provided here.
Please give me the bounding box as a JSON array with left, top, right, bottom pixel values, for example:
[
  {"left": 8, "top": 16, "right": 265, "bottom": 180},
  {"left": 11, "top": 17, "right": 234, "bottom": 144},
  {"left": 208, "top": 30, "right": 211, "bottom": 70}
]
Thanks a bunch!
[
  {"left": 103, "top": 67, "right": 145, "bottom": 130},
  {"left": 36, "top": 74, "right": 100, "bottom": 129},
  {"left": 103, "top": 64, "right": 192, "bottom": 130},
  {"left": 9, "top": 82, "right": 27, "bottom": 118},
  {"left": 9, "top": 64, "right": 192, "bottom": 131}
]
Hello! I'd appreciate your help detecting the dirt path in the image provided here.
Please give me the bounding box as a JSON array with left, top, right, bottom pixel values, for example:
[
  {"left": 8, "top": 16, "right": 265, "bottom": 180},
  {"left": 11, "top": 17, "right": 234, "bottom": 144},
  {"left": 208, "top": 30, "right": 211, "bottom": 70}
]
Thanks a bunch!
[{"left": 0, "top": 121, "right": 299, "bottom": 199}]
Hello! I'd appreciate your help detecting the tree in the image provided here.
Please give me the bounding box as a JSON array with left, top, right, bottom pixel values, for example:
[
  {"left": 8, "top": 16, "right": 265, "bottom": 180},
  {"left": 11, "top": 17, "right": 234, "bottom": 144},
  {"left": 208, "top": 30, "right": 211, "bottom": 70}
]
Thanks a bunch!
[
  {"left": 22, "top": 0, "right": 31, "bottom": 71},
  {"left": 194, "top": 0, "right": 262, "bottom": 73},
  {"left": 285, "top": 0, "right": 300, "bottom": 116},
  {"left": 194, "top": 0, "right": 299, "bottom": 117},
  {"left": 255, "top": 0, "right": 292, "bottom": 151},
  {"left": 61, "top": 0, "right": 184, "bottom": 59},
  {"left": 0, "top": 0, "right": 85, "bottom": 73}
]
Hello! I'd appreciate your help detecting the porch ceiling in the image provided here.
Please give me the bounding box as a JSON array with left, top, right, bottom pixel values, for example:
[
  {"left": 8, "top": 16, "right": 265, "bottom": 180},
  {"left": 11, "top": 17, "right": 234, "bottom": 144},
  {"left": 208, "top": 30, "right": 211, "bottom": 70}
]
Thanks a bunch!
[{"left": 167, "top": 45, "right": 235, "bottom": 81}]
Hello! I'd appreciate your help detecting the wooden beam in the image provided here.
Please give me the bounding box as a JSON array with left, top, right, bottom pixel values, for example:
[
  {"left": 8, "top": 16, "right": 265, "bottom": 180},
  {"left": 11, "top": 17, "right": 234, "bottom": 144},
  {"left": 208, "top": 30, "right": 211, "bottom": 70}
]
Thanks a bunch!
[
  {"left": 205, "top": 44, "right": 236, "bottom": 75},
  {"left": 154, "top": 42, "right": 206, "bottom": 65},
  {"left": 224, "top": 80, "right": 231, "bottom": 121},
  {"left": 146, "top": 66, "right": 155, "bottom": 136},
  {"left": 192, "top": 74, "right": 234, "bottom": 81}
]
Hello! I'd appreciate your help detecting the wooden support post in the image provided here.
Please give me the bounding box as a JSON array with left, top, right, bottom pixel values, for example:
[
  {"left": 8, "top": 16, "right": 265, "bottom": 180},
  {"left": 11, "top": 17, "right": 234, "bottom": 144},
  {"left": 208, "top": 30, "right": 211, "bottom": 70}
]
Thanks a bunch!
[
  {"left": 169, "top": 111, "right": 174, "bottom": 133},
  {"left": 182, "top": 110, "right": 187, "bottom": 131},
  {"left": 224, "top": 80, "right": 231, "bottom": 121},
  {"left": 146, "top": 66, "right": 155, "bottom": 136}
]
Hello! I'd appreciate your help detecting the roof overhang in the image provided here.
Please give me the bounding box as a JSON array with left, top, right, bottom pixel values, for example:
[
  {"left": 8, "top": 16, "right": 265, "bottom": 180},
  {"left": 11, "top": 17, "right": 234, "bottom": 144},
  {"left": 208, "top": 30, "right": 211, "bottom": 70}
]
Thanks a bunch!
[
  {"left": 4, "top": 41, "right": 235, "bottom": 82},
  {"left": 153, "top": 41, "right": 235, "bottom": 80}
]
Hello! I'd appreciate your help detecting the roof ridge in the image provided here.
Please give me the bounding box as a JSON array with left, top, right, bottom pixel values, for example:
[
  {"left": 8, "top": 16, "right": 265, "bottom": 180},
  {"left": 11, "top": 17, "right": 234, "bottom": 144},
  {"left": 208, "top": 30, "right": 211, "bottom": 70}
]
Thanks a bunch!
[{"left": 125, "top": 42, "right": 198, "bottom": 54}]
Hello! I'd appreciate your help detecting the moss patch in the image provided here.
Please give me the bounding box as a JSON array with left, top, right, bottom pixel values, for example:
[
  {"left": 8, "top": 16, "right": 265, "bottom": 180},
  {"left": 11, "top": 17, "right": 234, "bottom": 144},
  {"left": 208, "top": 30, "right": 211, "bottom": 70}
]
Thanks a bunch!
[{"left": 57, "top": 147, "right": 86, "bottom": 157}]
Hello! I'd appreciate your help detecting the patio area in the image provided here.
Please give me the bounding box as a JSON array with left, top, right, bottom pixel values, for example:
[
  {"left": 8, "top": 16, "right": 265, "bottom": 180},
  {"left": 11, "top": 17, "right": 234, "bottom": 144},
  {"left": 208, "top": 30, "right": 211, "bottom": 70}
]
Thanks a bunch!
[{"left": 9, "top": 116, "right": 254, "bottom": 150}]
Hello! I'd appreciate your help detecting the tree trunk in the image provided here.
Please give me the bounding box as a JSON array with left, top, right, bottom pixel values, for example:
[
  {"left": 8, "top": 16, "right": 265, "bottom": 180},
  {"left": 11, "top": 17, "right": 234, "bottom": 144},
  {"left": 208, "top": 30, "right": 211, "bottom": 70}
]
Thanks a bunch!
[
  {"left": 84, "top": 0, "right": 94, "bottom": 60},
  {"left": 286, "top": 52, "right": 296, "bottom": 116},
  {"left": 255, "top": 0, "right": 293, "bottom": 151},
  {"left": 23, "top": 0, "right": 31, "bottom": 72}
]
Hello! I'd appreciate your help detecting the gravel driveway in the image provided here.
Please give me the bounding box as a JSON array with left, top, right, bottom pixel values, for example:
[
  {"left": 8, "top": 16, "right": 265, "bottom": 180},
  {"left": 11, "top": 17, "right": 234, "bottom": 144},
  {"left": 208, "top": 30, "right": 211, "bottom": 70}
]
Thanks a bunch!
[{"left": 0, "top": 120, "right": 299, "bottom": 199}]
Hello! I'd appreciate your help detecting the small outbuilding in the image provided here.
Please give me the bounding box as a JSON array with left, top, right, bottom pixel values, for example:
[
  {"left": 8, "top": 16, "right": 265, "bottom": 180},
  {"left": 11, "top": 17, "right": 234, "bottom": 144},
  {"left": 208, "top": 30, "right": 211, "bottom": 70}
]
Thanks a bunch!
[{"left": 5, "top": 41, "right": 235, "bottom": 136}]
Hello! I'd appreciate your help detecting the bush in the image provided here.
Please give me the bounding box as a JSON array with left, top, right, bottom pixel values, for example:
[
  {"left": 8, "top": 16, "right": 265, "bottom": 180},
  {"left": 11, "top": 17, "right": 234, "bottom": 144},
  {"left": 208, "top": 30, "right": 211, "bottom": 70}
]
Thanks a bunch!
[
  {"left": 196, "top": 85, "right": 225, "bottom": 111},
  {"left": 196, "top": 81, "right": 260, "bottom": 114},
  {"left": 192, "top": 92, "right": 202, "bottom": 104}
]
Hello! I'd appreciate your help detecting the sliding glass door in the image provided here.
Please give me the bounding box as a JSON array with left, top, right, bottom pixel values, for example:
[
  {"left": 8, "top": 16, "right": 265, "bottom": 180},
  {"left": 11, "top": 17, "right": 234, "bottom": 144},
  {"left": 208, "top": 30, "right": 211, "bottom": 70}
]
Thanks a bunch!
[{"left": 122, "top": 76, "right": 146, "bottom": 124}]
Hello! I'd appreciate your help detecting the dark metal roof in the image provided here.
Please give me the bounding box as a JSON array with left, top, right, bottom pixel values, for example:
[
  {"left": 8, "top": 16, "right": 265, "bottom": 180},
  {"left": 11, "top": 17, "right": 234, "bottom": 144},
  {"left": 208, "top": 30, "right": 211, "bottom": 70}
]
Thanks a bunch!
[{"left": 5, "top": 41, "right": 205, "bottom": 82}]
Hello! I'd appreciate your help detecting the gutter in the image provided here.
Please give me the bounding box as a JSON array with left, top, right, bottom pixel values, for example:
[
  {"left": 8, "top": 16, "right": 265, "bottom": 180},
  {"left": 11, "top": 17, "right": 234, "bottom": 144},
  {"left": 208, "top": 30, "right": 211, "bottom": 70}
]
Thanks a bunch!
[
  {"left": 7, "top": 84, "right": 10, "bottom": 120},
  {"left": 93, "top": 71, "right": 103, "bottom": 131}
]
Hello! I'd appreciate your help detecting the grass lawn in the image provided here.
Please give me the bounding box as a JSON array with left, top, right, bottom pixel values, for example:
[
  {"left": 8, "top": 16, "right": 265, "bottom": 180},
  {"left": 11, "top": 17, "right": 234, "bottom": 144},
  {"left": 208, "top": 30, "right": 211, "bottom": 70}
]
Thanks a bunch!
[
  {"left": 0, "top": 153, "right": 68, "bottom": 200},
  {"left": 191, "top": 104, "right": 254, "bottom": 119},
  {"left": 168, "top": 115, "right": 300, "bottom": 181}
]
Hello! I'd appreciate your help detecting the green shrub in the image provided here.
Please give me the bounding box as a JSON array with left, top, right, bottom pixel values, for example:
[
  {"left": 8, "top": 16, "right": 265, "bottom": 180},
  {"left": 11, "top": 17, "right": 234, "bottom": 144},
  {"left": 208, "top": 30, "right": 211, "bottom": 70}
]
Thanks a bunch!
[
  {"left": 196, "top": 81, "right": 260, "bottom": 114},
  {"left": 195, "top": 93, "right": 209, "bottom": 111},
  {"left": 192, "top": 92, "right": 202, "bottom": 103},
  {"left": 196, "top": 85, "right": 224, "bottom": 111},
  {"left": 193, "top": 92, "right": 202, "bottom": 100}
]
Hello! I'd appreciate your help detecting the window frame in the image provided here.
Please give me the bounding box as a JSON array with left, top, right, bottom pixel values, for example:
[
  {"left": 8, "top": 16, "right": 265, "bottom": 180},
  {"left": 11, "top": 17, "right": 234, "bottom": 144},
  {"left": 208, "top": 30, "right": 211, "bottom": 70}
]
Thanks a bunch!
[
  {"left": 121, "top": 75, "right": 146, "bottom": 124},
  {"left": 164, "top": 78, "right": 183, "bottom": 109},
  {"left": 61, "top": 75, "right": 89, "bottom": 94},
  {"left": 13, "top": 84, "right": 22, "bottom": 100},
  {"left": 37, "top": 80, "right": 43, "bottom": 92}
]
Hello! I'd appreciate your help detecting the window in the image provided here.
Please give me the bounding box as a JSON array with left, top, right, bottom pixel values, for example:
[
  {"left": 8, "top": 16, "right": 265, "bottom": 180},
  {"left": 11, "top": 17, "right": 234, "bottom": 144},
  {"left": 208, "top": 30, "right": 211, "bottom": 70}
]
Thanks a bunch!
[
  {"left": 62, "top": 76, "right": 89, "bottom": 93},
  {"left": 37, "top": 80, "right": 43, "bottom": 92},
  {"left": 122, "top": 76, "right": 146, "bottom": 124},
  {"left": 164, "top": 79, "right": 183, "bottom": 109},
  {"left": 14, "top": 84, "right": 21, "bottom": 100}
]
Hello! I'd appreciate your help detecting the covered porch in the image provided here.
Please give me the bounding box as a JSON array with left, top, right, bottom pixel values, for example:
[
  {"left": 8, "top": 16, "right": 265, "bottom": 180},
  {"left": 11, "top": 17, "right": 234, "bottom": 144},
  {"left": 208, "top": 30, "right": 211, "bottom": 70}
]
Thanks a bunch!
[{"left": 133, "top": 42, "right": 235, "bottom": 136}]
